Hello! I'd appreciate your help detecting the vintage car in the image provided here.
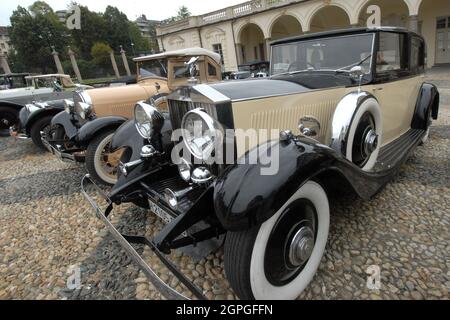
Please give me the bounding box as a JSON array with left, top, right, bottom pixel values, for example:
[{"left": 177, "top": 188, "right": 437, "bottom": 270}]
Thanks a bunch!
[
  {"left": 10, "top": 99, "right": 67, "bottom": 150},
  {"left": 43, "top": 48, "right": 222, "bottom": 186},
  {"left": 229, "top": 61, "right": 270, "bottom": 79},
  {"left": 0, "top": 74, "right": 89, "bottom": 130},
  {"left": 81, "top": 27, "right": 439, "bottom": 300},
  {"left": 0, "top": 73, "right": 30, "bottom": 90}
]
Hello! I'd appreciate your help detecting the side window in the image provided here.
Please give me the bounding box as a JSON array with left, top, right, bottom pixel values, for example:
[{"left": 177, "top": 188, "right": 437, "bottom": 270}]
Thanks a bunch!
[
  {"left": 208, "top": 63, "right": 217, "bottom": 77},
  {"left": 376, "top": 33, "right": 408, "bottom": 73},
  {"left": 410, "top": 37, "right": 425, "bottom": 73}
]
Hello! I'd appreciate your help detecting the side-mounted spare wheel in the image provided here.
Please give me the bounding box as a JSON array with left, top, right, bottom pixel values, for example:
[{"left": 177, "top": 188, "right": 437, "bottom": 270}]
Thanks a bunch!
[
  {"left": 86, "top": 129, "right": 124, "bottom": 186},
  {"left": 224, "top": 181, "right": 330, "bottom": 300}
]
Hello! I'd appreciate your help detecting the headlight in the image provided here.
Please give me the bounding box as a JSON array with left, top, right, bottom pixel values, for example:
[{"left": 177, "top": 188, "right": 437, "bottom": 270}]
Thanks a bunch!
[
  {"left": 134, "top": 101, "right": 164, "bottom": 139},
  {"left": 74, "top": 91, "right": 92, "bottom": 119},
  {"left": 181, "top": 109, "right": 222, "bottom": 161},
  {"left": 64, "top": 99, "right": 74, "bottom": 114}
]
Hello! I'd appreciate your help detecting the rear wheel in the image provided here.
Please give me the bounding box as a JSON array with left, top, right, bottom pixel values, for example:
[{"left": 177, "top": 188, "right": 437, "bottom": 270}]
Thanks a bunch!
[
  {"left": 224, "top": 181, "right": 330, "bottom": 300},
  {"left": 0, "top": 106, "right": 19, "bottom": 130},
  {"left": 30, "top": 116, "right": 53, "bottom": 151},
  {"left": 86, "top": 129, "right": 124, "bottom": 186}
]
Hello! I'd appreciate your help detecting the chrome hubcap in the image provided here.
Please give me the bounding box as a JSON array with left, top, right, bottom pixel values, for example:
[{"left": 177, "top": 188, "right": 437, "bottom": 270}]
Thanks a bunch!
[
  {"left": 364, "top": 129, "right": 378, "bottom": 156},
  {"left": 289, "top": 226, "right": 315, "bottom": 267}
]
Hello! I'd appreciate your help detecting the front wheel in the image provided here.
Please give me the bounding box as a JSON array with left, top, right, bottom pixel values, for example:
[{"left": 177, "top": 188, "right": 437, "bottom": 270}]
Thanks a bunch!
[
  {"left": 0, "top": 106, "right": 19, "bottom": 130},
  {"left": 85, "top": 129, "right": 123, "bottom": 186},
  {"left": 30, "top": 116, "right": 54, "bottom": 151},
  {"left": 224, "top": 181, "right": 330, "bottom": 300}
]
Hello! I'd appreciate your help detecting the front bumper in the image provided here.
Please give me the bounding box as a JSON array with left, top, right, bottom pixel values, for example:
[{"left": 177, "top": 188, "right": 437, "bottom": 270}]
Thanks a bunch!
[
  {"left": 80, "top": 174, "right": 207, "bottom": 300},
  {"left": 41, "top": 134, "right": 77, "bottom": 162},
  {"left": 9, "top": 127, "right": 29, "bottom": 140}
]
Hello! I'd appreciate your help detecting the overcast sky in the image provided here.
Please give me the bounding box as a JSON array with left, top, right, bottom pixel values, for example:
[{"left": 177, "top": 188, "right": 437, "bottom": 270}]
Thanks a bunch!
[{"left": 0, "top": 0, "right": 248, "bottom": 25}]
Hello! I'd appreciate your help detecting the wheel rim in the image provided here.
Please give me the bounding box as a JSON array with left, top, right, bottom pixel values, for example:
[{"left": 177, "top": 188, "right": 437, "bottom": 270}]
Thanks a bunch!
[
  {"left": 352, "top": 112, "right": 377, "bottom": 168},
  {"left": 264, "top": 199, "right": 318, "bottom": 286},
  {"left": 94, "top": 134, "right": 124, "bottom": 184}
]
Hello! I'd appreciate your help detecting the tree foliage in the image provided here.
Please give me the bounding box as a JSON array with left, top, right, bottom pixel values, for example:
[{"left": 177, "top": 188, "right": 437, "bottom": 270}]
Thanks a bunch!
[
  {"left": 163, "top": 5, "right": 192, "bottom": 24},
  {"left": 90, "top": 42, "right": 112, "bottom": 66},
  {"left": 8, "top": 1, "right": 153, "bottom": 75}
]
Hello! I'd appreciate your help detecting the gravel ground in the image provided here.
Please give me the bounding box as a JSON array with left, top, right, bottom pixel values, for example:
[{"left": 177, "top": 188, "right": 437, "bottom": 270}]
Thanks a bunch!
[{"left": 0, "top": 86, "right": 449, "bottom": 300}]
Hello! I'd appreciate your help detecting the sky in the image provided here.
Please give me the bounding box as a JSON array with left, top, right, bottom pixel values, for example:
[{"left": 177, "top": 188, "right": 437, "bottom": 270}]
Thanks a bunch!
[{"left": 0, "top": 0, "right": 248, "bottom": 26}]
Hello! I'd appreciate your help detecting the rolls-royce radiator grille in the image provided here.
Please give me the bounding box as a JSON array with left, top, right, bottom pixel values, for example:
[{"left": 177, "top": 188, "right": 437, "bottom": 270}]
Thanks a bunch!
[{"left": 168, "top": 100, "right": 217, "bottom": 130}]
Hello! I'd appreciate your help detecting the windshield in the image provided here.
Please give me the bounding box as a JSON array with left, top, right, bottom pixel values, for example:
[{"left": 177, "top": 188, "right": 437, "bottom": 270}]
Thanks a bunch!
[
  {"left": 271, "top": 34, "right": 374, "bottom": 76},
  {"left": 138, "top": 59, "right": 167, "bottom": 79}
]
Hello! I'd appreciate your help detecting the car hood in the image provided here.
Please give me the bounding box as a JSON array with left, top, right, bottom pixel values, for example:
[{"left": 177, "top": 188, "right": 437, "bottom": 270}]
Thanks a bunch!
[{"left": 207, "top": 78, "right": 310, "bottom": 101}]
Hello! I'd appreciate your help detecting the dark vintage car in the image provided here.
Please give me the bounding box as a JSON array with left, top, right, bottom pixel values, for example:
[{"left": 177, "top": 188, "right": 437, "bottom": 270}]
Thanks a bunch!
[
  {"left": 10, "top": 99, "right": 67, "bottom": 150},
  {"left": 0, "top": 73, "right": 30, "bottom": 90},
  {"left": 229, "top": 61, "right": 270, "bottom": 79},
  {"left": 82, "top": 28, "right": 439, "bottom": 300}
]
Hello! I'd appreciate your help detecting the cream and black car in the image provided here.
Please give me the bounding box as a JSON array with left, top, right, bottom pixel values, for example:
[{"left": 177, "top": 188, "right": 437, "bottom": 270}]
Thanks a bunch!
[
  {"left": 82, "top": 27, "right": 439, "bottom": 300},
  {"left": 43, "top": 48, "right": 222, "bottom": 186}
]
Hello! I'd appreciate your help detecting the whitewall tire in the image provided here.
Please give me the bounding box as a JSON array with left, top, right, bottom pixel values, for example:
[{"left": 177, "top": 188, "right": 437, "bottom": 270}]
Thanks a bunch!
[
  {"left": 224, "top": 181, "right": 330, "bottom": 300},
  {"left": 346, "top": 98, "right": 382, "bottom": 171}
]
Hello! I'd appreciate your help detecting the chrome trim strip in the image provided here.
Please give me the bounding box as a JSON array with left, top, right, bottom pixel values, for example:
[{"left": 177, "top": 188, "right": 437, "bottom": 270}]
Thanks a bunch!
[{"left": 193, "top": 84, "right": 230, "bottom": 103}]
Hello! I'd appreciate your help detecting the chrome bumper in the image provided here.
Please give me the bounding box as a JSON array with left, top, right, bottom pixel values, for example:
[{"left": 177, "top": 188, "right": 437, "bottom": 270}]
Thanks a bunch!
[
  {"left": 41, "top": 135, "right": 76, "bottom": 162},
  {"left": 80, "top": 174, "right": 206, "bottom": 300},
  {"left": 9, "top": 127, "right": 29, "bottom": 140}
]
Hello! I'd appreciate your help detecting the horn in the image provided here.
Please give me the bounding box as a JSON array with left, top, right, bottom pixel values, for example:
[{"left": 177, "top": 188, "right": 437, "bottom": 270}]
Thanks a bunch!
[{"left": 164, "top": 186, "right": 195, "bottom": 209}]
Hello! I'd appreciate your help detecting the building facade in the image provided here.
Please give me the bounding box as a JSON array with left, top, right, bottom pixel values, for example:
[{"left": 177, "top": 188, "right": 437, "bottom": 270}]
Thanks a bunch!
[{"left": 156, "top": 0, "right": 450, "bottom": 72}]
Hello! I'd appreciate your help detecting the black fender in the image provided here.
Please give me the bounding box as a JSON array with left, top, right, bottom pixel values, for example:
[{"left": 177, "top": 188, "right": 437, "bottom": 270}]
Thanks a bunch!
[
  {"left": 411, "top": 83, "right": 439, "bottom": 130},
  {"left": 51, "top": 111, "right": 80, "bottom": 139},
  {"left": 24, "top": 105, "right": 64, "bottom": 135},
  {"left": 76, "top": 116, "right": 127, "bottom": 146},
  {"left": 213, "top": 137, "right": 402, "bottom": 232},
  {"left": 0, "top": 100, "right": 25, "bottom": 111}
]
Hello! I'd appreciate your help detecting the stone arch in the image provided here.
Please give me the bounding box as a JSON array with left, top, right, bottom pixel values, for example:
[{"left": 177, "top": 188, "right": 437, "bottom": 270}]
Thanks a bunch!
[
  {"left": 238, "top": 23, "right": 266, "bottom": 63},
  {"left": 356, "top": 0, "right": 411, "bottom": 28},
  {"left": 269, "top": 13, "right": 303, "bottom": 40},
  {"left": 307, "top": 4, "right": 353, "bottom": 33}
]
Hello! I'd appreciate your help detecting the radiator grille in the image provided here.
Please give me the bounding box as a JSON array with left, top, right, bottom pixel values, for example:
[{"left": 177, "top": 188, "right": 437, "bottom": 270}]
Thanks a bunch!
[{"left": 168, "top": 99, "right": 217, "bottom": 130}]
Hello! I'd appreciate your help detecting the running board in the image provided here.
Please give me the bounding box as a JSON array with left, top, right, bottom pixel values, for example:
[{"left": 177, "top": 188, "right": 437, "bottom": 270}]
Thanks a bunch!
[{"left": 375, "top": 129, "right": 424, "bottom": 172}]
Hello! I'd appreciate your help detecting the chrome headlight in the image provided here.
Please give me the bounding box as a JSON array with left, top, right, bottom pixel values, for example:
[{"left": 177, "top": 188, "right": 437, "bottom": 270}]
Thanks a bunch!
[
  {"left": 64, "top": 99, "right": 75, "bottom": 114},
  {"left": 134, "top": 101, "right": 164, "bottom": 139},
  {"left": 181, "top": 109, "right": 222, "bottom": 161},
  {"left": 74, "top": 91, "right": 92, "bottom": 119}
]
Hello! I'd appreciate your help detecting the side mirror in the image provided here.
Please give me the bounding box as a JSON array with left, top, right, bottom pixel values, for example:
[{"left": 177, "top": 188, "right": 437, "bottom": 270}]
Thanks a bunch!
[{"left": 185, "top": 56, "right": 199, "bottom": 66}]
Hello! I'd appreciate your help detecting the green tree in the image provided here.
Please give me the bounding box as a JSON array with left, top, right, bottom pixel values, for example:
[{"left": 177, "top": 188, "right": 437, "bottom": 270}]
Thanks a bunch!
[
  {"left": 90, "top": 42, "right": 112, "bottom": 66},
  {"left": 8, "top": 3, "right": 68, "bottom": 73}
]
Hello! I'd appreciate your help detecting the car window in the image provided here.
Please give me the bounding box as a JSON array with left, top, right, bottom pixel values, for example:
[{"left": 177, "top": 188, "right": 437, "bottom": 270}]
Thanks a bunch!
[
  {"left": 138, "top": 59, "right": 168, "bottom": 78},
  {"left": 208, "top": 63, "right": 217, "bottom": 77},
  {"left": 376, "top": 33, "right": 408, "bottom": 73},
  {"left": 271, "top": 34, "right": 374, "bottom": 76}
]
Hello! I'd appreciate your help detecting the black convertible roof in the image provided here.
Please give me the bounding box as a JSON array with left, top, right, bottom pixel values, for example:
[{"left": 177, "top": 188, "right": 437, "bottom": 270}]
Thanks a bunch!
[{"left": 270, "top": 27, "right": 423, "bottom": 46}]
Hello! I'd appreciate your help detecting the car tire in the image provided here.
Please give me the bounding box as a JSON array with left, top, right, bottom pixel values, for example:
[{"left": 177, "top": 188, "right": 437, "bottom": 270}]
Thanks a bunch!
[
  {"left": 224, "top": 181, "right": 330, "bottom": 300},
  {"left": 420, "top": 109, "right": 432, "bottom": 146},
  {"left": 30, "top": 116, "right": 54, "bottom": 151},
  {"left": 86, "top": 129, "right": 120, "bottom": 186},
  {"left": 346, "top": 98, "right": 382, "bottom": 171},
  {"left": 0, "top": 106, "right": 19, "bottom": 130}
]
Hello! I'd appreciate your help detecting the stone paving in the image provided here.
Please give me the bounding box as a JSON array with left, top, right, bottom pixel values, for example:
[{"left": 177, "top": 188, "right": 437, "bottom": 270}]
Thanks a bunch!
[{"left": 0, "top": 81, "right": 448, "bottom": 300}]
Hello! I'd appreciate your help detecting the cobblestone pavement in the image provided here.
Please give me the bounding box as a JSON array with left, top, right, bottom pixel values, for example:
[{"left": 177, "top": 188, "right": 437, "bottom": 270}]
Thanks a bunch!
[{"left": 0, "top": 91, "right": 448, "bottom": 301}]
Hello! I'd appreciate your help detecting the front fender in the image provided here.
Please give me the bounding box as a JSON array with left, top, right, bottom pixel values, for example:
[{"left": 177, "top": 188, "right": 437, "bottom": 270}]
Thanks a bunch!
[
  {"left": 411, "top": 83, "right": 440, "bottom": 130},
  {"left": 25, "top": 107, "right": 63, "bottom": 134},
  {"left": 0, "top": 100, "right": 25, "bottom": 111},
  {"left": 77, "top": 116, "right": 127, "bottom": 145},
  {"left": 51, "top": 111, "right": 79, "bottom": 139},
  {"left": 213, "top": 138, "right": 398, "bottom": 231},
  {"left": 111, "top": 120, "right": 146, "bottom": 162}
]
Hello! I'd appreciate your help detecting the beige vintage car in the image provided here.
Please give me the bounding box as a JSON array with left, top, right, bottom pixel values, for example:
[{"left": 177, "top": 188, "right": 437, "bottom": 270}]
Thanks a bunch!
[
  {"left": 43, "top": 48, "right": 222, "bottom": 185},
  {"left": 82, "top": 28, "right": 439, "bottom": 300}
]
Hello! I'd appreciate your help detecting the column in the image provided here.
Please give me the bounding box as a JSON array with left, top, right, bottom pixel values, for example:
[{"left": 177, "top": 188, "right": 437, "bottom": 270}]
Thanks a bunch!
[
  {"left": 110, "top": 51, "right": 121, "bottom": 79},
  {"left": 409, "top": 15, "right": 419, "bottom": 33},
  {"left": 67, "top": 46, "right": 82, "bottom": 82},
  {"left": 120, "top": 46, "right": 131, "bottom": 76},
  {"left": 265, "top": 38, "right": 271, "bottom": 61},
  {"left": 51, "top": 47, "right": 65, "bottom": 74},
  {"left": 0, "top": 54, "right": 11, "bottom": 74},
  {"left": 235, "top": 43, "right": 242, "bottom": 66}
]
